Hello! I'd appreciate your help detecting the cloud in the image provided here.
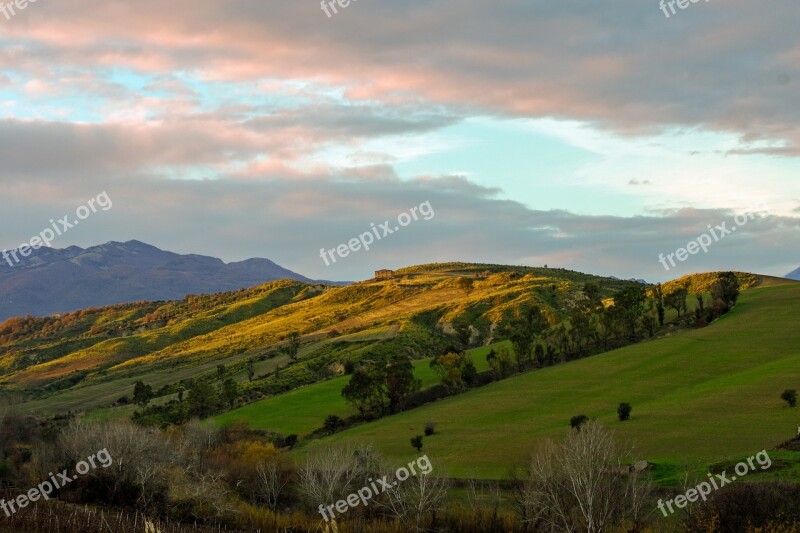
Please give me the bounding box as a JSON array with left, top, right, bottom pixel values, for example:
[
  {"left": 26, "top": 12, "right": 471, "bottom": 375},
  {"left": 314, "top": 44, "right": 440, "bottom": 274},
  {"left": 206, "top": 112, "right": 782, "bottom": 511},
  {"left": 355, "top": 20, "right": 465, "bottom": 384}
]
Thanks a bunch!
[
  {"left": 2, "top": 0, "right": 798, "bottom": 153},
  {"left": 1, "top": 166, "right": 797, "bottom": 283}
]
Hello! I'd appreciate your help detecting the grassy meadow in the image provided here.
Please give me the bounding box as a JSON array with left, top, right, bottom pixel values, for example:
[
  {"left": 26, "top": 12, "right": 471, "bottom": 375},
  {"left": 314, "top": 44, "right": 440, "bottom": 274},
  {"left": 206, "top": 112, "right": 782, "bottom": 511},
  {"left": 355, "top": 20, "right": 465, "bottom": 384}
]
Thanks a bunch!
[{"left": 297, "top": 283, "right": 800, "bottom": 479}]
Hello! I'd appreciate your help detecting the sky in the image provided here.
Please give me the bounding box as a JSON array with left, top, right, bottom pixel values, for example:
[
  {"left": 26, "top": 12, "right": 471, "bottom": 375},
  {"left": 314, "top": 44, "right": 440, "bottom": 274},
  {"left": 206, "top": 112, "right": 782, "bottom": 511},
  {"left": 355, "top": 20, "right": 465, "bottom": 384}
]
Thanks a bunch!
[{"left": 1, "top": 0, "right": 799, "bottom": 282}]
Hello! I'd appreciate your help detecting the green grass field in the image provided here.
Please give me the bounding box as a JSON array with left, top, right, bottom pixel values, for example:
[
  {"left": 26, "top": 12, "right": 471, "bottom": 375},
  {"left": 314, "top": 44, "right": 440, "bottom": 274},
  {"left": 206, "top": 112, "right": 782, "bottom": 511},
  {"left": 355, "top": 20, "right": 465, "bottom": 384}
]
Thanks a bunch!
[
  {"left": 213, "top": 343, "right": 498, "bottom": 435},
  {"left": 298, "top": 283, "right": 800, "bottom": 479}
]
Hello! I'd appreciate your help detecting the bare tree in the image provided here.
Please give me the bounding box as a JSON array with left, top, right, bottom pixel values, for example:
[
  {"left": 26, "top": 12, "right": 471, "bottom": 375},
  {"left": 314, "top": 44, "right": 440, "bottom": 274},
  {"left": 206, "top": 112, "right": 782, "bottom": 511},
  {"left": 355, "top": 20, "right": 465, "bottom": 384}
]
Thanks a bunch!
[
  {"left": 520, "top": 421, "right": 650, "bottom": 532},
  {"left": 58, "top": 420, "right": 167, "bottom": 503},
  {"left": 297, "top": 444, "right": 379, "bottom": 507},
  {"left": 376, "top": 463, "right": 449, "bottom": 532},
  {"left": 256, "top": 460, "right": 290, "bottom": 511}
]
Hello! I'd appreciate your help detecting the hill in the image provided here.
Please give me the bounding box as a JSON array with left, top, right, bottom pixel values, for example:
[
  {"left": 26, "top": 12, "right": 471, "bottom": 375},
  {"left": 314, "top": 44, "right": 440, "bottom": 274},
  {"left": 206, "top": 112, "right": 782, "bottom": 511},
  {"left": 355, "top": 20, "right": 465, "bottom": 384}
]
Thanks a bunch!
[
  {"left": 6, "top": 263, "right": 638, "bottom": 416},
  {"left": 302, "top": 281, "right": 800, "bottom": 479}
]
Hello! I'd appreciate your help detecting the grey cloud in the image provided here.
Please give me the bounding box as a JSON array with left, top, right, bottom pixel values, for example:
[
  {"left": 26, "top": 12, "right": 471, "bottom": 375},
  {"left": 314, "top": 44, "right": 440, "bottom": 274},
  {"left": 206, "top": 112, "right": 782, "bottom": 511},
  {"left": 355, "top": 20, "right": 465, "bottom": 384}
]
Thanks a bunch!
[{"left": 0, "top": 170, "right": 797, "bottom": 283}]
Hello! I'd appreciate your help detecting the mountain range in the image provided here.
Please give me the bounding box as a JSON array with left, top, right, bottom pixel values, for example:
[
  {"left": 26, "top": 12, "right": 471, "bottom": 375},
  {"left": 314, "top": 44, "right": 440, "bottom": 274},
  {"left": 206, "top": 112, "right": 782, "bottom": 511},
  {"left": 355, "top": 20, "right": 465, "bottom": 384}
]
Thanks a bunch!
[
  {"left": 786, "top": 266, "right": 800, "bottom": 280},
  {"left": 0, "top": 240, "right": 340, "bottom": 321}
]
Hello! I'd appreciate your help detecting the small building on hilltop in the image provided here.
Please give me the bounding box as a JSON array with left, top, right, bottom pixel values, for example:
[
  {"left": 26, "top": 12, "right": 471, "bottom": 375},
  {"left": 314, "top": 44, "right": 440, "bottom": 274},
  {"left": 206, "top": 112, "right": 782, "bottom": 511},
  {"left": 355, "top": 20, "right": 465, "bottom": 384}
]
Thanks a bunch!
[{"left": 375, "top": 269, "right": 394, "bottom": 280}]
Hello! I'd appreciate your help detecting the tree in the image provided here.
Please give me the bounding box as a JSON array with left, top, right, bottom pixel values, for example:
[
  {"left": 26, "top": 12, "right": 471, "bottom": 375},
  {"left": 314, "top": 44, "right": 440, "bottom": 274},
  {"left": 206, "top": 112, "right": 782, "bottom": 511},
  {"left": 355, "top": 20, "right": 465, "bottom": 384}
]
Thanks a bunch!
[
  {"left": 652, "top": 283, "right": 665, "bottom": 327},
  {"left": 385, "top": 355, "right": 421, "bottom": 414},
  {"left": 188, "top": 381, "right": 217, "bottom": 418},
  {"left": 570, "top": 308, "right": 592, "bottom": 355},
  {"left": 486, "top": 346, "right": 513, "bottom": 378},
  {"left": 570, "top": 414, "right": 589, "bottom": 430},
  {"left": 613, "top": 286, "right": 647, "bottom": 340},
  {"left": 430, "top": 351, "right": 478, "bottom": 393},
  {"left": 281, "top": 331, "right": 301, "bottom": 361},
  {"left": 246, "top": 359, "right": 256, "bottom": 382},
  {"left": 582, "top": 282, "right": 602, "bottom": 310},
  {"left": 342, "top": 362, "right": 386, "bottom": 417},
  {"left": 665, "top": 287, "right": 688, "bottom": 318},
  {"left": 297, "top": 444, "right": 379, "bottom": 508},
  {"left": 455, "top": 276, "right": 474, "bottom": 295},
  {"left": 133, "top": 381, "right": 153, "bottom": 408},
  {"left": 713, "top": 272, "right": 741, "bottom": 307},
  {"left": 221, "top": 378, "right": 238, "bottom": 409},
  {"left": 618, "top": 402, "right": 632, "bottom": 421},
  {"left": 507, "top": 305, "right": 548, "bottom": 371},
  {"left": 695, "top": 294, "right": 706, "bottom": 323},
  {"left": 519, "top": 421, "right": 651, "bottom": 532},
  {"left": 216, "top": 364, "right": 226, "bottom": 382},
  {"left": 411, "top": 435, "right": 424, "bottom": 452},
  {"left": 377, "top": 459, "right": 448, "bottom": 532},
  {"left": 642, "top": 315, "right": 656, "bottom": 337},
  {"left": 781, "top": 389, "right": 797, "bottom": 408},
  {"left": 256, "top": 460, "right": 291, "bottom": 511}
]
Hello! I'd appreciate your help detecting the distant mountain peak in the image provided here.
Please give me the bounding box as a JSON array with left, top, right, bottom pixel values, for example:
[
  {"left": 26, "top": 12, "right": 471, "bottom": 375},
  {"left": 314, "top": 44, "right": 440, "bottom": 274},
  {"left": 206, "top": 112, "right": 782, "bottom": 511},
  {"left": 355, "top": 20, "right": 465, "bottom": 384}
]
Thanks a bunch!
[
  {"left": 787, "top": 266, "right": 800, "bottom": 280},
  {"left": 0, "top": 240, "right": 328, "bottom": 320}
]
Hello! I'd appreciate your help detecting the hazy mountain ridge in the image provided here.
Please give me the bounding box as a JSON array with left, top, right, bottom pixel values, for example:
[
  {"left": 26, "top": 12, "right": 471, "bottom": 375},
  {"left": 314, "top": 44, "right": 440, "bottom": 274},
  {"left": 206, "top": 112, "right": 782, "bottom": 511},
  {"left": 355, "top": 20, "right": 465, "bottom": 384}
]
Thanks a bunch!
[{"left": 0, "top": 240, "right": 337, "bottom": 320}]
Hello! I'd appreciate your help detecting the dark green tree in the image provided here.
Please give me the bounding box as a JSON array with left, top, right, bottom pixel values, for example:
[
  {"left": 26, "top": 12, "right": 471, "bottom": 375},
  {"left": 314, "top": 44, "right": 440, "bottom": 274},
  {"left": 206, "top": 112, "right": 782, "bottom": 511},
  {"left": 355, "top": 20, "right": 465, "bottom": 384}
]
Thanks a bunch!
[
  {"left": 665, "top": 287, "right": 688, "bottom": 318},
  {"left": 221, "top": 378, "right": 238, "bottom": 409},
  {"left": 570, "top": 414, "right": 589, "bottom": 430},
  {"left": 411, "top": 435, "right": 424, "bottom": 452},
  {"left": 613, "top": 286, "right": 647, "bottom": 340},
  {"left": 132, "top": 381, "right": 153, "bottom": 408},
  {"left": 246, "top": 359, "right": 256, "bottom": 382},
  {"left": 188, "top": 381, "right": 217, "bottom": 418},
  {"left": 385, "top": 354, "right": 421, "bottom": 413},
  {"left": 342, "top": 362, "right": 386, "bottom": 417},
  {"left": 582, "top": 282, "right": 602, "bottom": 310},
  {"left": 323, "top": 414, "right": 344, "bottom": 433},
  {"left": 617, "top": 402, "right": 632, "bottom": 421},
  {"left": 281, "top": 331, "right": 301, "bottom": 361}
]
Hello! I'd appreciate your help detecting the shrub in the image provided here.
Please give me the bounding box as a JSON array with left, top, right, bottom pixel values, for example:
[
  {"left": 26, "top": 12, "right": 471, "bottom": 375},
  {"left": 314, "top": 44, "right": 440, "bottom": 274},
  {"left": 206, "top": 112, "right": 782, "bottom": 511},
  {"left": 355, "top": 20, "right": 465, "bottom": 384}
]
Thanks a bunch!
[
  {"left": 570, "top": 415, "right": 589, "bottom": 430},
  {"left": 617, "top": 403, "right": 632, "bottom": 421},
  {"left": 323, "top": 414, "right": 344, "bottom": 434},
  {"left": 781, "top": 389, "right": 797, "bottom": 408},
  {"left": 424, "top": 421, "right": 437, "bottom": 436},
  {"left": 411, "top": 435, "right": 424, "bottom": 452}
]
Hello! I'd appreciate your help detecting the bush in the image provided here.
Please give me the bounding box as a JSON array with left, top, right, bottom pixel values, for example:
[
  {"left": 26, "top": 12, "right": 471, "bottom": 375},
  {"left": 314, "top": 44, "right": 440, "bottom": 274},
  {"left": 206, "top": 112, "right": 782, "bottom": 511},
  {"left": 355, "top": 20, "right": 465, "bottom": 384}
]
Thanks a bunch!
[
  {"left": 411, "top": 435, "right": 424, "bottom": 452},
  {"left": 323, "top": 414, "right": 344, "bottom": 434},
  {"left": 570, "top": 415, "right": 588, "bottom": 429},
  {"left": 617, "top": 403, "right": 632, "bottom": 421},
  {"left": 424, "top": 421, "right": 437, "bottom": 436},
  {"left": 781, "top": 389, "right": 797, "bottom": 407}
]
